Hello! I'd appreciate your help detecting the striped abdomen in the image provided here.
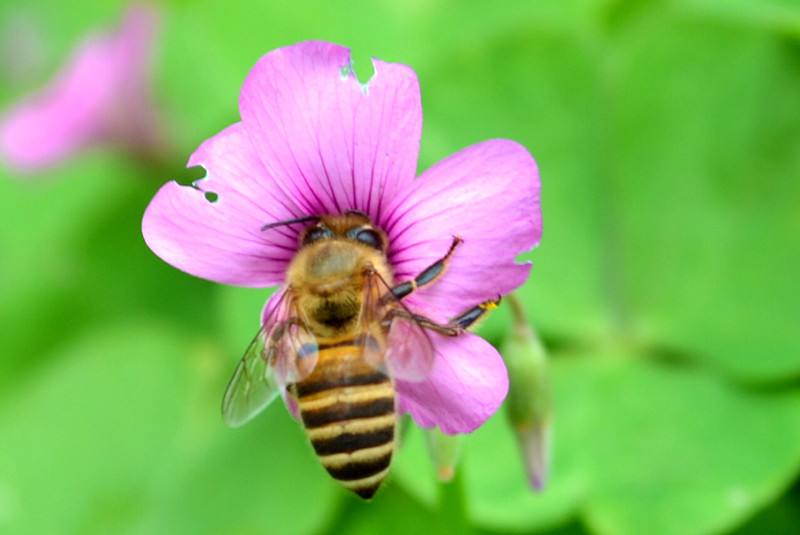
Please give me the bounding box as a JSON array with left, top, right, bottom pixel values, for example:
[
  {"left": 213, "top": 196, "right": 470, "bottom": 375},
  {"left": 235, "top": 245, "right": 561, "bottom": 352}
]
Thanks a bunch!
[{"left": 294, "top": 337, "right": 395, "bottom": 499}]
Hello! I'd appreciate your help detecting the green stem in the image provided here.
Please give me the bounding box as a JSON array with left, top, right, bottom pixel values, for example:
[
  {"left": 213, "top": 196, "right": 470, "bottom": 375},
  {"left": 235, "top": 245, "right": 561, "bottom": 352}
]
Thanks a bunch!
[{"left": 437, "top": 469, "right": 474, "bottom": 533}]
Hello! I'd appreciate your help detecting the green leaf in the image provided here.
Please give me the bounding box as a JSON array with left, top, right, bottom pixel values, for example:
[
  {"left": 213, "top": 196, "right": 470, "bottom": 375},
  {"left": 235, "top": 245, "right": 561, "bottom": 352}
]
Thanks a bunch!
[
  {"left": 611, "top": 15, "right": 800, "bottom": 380},
  {"left": 217, "top": 285, "right": 276, "bottom": 359},
  {"left": 732, "top": 485, "right": 800, "bottom": 535},
  {"left": 676, "top": 0, "right": 800, "bottom": 37},
  {"left": 568, "top": 357, "right": 800, "bottom": 535},
  {"left": 392, "top": 423, "right": 446, "bottom": 509},
  {"left": 392, "top": 415, "right": 580, "bottom": 532},
  {"left": 0, "top": 160, "right": 215, "bottom": 384},
  {"left": 550, "top": 356, "right": 800, "bottom": 535},
  {"left": 138, "top": 389, "right": 340, "bottom": 535},
  {"left": 0, "top": 324, "right": 339, "bottom": 535},
  {"left": 324, "top": 484, "right": 459, "bottom": 535},
  {"left": 0, "top": 324, "right": 191, "bottom": 534}
]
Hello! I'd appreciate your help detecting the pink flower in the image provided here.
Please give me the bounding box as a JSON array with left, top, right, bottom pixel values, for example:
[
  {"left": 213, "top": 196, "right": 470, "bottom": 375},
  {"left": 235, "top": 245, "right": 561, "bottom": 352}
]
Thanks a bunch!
[
  {"left": 142, "top": 41, "right": 541, "bottom": 434},
  {"left": 0, "top": 5, "right": 161, "bottom": 172}
]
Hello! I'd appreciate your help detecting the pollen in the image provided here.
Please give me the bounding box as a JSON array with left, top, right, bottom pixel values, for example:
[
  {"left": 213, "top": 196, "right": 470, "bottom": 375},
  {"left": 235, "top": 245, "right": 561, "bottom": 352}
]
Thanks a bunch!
[{"left": 481, "top": 301, "right": 499, "bottom": 311}]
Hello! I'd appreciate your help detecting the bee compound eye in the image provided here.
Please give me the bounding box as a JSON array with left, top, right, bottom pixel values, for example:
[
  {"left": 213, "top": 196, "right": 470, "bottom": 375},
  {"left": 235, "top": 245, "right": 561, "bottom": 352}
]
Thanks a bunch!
[
  {"left": 355, "top": 229, "right": 382, "bottom": 249},
  {"left": 303, "top": 226, "right": 333, "bottom": 245}
]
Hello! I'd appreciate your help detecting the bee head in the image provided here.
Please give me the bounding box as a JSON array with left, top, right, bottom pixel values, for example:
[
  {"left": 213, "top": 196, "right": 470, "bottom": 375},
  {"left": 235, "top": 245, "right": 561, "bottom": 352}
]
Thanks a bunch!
[
  {"left": 300, "top": 212, "right": 387, "bottom": 253},
  {"left": 279, "top": 212, "right": 390, "bottom": 298}
]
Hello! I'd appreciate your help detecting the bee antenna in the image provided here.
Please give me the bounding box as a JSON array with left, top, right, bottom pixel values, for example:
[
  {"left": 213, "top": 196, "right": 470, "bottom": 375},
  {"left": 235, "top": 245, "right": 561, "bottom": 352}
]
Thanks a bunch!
[{"left": 261, "top": 215, "right": 319, "bottom": 231}]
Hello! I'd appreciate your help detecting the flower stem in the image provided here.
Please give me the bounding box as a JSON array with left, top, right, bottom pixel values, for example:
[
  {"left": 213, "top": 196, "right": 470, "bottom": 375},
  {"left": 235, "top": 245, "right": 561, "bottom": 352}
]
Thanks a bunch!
[{"left": 438, "top": 469, "right": 474, "bottom": 533}]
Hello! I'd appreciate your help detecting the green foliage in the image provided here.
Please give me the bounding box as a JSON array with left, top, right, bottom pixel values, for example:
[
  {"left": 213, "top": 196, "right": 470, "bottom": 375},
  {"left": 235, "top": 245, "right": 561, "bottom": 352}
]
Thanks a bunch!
[{"left": 1, "top": 0, "right": 799, "bottom": 534}]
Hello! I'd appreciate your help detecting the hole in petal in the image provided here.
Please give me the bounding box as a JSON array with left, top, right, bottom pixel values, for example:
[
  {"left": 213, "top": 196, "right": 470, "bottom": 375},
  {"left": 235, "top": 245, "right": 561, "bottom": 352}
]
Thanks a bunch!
[
  {"left": 347, "top": 47, "right": 376, "bottom": 86},
  {"left": 204, "top": 191, "right": 219, "bottom": 203},
  {"left": 173, "top": 165, "right": 207, "bottom": 186}
]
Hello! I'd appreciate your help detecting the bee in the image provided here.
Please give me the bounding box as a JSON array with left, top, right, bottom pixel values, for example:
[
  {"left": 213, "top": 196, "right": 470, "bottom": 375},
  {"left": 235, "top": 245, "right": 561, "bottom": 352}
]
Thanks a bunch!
[{"left": 221, "top": 211, "right": 500, "bottom": 499}]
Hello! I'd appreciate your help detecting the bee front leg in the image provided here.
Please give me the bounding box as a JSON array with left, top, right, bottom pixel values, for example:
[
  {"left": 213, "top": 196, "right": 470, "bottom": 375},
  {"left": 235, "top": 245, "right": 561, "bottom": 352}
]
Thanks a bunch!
[{"left": 385, "top": 236, "right": 463, "bottom": 302}]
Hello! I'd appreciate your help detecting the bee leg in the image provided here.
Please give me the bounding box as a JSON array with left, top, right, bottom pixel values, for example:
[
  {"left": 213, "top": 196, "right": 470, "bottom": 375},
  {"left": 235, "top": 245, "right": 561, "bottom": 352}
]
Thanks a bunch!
[
  {"left": 385, "top": 296, "right": 502, "bottom": 336},
  {"left": 384, "top": 309, "right": 462, "bottom": 336},
  {"left": 386, "top": 236, "right": 463, "bottom": 302},
  {"left": 449, "top": 296, "right": 502, "bottom": 330}
]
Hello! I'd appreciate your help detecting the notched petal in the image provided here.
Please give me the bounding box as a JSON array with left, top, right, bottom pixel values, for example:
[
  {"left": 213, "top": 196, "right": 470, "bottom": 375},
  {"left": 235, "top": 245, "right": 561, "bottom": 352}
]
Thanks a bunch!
[
  {"left": 239, "top": 41, "right": 422, "bottom": 221},
  {"left": 387, "top": 139, "right": 541, "bottom": 319},
  {"left": 141, "top": 123, "right": 300, "bottom": 287}
]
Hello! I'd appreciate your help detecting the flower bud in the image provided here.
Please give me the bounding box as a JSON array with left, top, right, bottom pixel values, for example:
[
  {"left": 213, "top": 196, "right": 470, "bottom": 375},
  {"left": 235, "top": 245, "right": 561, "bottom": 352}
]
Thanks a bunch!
[
  {"left": 502, "top": 295, "right": 552, "bottom": 491},
  {"left": 424, "top": 427, "right": 462, "bottom": 482}
]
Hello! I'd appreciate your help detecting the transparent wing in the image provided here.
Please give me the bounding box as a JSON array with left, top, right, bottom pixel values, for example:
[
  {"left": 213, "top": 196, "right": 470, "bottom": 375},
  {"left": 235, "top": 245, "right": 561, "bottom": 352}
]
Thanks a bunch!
[
  {"left": 221, "top": 328, "right": 281, "bottom": 428},
  {"left": 385, "top": 314, "right": 436, "bottom": 382},
  {"left": 221, "top": 289, "right": 318, "bottom": 428},
  {"left": 362, "top": 270, "right": 436, "bottom": 382}
]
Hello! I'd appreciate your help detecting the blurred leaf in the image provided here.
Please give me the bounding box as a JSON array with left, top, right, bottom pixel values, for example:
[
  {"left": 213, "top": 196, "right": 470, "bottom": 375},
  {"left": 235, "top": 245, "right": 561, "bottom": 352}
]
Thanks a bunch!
[
  {"left": 611, "top": 15, "right": 800, "bottom": 380},
  {"left": 732, "top": 481, "right": 800, "bottom": 534},
  {"left": 325, "top": 484, "right": 465, "bottom": 535},
  {"left": 393, "top": 414, "right": 580, "bottom": 532},
  {"left": 0, "top": 159, "right": 215, "bottom": 384},
  {"left": 392, "top": 423, "right": 445, "bottom": 508},
  {"left": 138, "top": 378, "right": 340, "bottom": 535},
  {"left": 0, "top": 324, "right": 191, "bottom": 534},
  {"left": 217, "top": 285, "right": 276, "bottom": 360},
  {"left": 676, "top": 0, "right": 800, "bottom": 37},
  {"left": 0, "top": 324, "right": 339, "bottom": 535},
  {"left": 553, "top": 356, "right": 800, "bottom": 535}
]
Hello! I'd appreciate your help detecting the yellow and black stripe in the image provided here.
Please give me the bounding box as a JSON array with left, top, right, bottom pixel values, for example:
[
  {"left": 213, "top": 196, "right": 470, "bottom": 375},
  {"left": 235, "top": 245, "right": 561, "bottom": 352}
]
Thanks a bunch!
[{"left": 294, "top": 336, "right": 395, "bottom": 499}]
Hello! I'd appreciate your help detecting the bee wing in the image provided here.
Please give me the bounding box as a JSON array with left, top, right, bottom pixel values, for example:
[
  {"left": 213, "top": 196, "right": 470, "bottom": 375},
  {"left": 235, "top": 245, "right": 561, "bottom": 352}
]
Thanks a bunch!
[
  {"left": 384, "top": 313, "right": 437, "bottom": 382},
  {"left": 221, "top": 289, "right": 319, "bottom": 428},
  {"left": 361, "top": 270, "right": 436, "bottom": 382}
]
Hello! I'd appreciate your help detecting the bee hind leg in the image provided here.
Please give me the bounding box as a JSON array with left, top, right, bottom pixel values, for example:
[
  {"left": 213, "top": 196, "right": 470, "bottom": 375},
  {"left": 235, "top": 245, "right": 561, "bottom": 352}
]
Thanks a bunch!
[
  {"left": 450, "top": 296, "right": 502, "bottom": 330},
  {"left": 385, "top": 296, "right": 502, "bottom": 336}
]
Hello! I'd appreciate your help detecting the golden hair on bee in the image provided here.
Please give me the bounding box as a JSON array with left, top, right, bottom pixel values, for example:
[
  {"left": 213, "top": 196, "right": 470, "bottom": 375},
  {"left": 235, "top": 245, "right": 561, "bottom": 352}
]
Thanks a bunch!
[{"left": 287, "top": 212, "right": 392, "bottom": 338}]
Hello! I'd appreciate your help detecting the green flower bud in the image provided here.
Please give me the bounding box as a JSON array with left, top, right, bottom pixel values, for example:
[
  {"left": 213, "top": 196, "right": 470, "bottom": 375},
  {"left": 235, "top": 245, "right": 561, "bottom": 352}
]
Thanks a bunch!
[{"left": 502, "top": 295, "right": 552, "bottom": 491}]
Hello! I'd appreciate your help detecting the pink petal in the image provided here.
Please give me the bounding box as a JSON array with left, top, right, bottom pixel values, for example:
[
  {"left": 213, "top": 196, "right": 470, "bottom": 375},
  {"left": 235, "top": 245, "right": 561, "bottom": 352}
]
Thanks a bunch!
[
  {"left": 104, "top": 5, "right": 163, "bottom": 151},
  {"left": 385, "top": 139, "right": 541, "bottom": 319},
  {"left": 142, "top": 123, "right": 302, "bottom": 287},
  {"left": 239, "top": 41, "right": 422, "bottom": 222},
  {"left": 396, "top": 332, "right": 509, "bottom": 435},
  {"left": 0, "top": 5, "right": 159, "bottom": 171},
  {"left": 0, "top": 35, "right": 118, "bottom": 170}
]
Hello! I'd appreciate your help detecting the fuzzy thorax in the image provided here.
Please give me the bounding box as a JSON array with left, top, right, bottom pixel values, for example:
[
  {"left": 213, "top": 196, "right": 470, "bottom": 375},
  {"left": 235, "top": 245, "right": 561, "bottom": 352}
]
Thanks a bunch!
[{"left": 287, "top": 237, "right": 392, "bottom": 337}]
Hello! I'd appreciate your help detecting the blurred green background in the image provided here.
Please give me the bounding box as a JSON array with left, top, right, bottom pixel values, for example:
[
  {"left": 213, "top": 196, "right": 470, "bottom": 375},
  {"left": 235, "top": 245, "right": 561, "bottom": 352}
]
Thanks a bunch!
[{"left": 1, "top": 0, "right": 800, "bottom": 534}]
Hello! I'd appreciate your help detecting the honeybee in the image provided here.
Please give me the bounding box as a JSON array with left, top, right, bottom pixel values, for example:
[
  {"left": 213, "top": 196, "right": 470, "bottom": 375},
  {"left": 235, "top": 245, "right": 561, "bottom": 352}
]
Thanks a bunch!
[{"left": 222, "top": 211, "right": 499, "bottom": 499}]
